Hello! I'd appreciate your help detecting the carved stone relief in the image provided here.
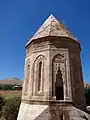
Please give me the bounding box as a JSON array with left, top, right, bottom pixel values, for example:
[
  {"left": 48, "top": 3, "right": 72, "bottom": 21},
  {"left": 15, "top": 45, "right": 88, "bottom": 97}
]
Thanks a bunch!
[{"left": 52, "top": 54, "right": 68, "bottom": 99}]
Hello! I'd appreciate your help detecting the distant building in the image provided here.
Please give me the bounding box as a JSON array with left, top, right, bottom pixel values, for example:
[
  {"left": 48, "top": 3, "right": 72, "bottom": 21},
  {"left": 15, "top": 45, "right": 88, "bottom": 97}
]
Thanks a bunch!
[
  {"left": 13, "top": 85, "right": 22, "bottom": 90},
  {"left": 84, "top": 83, "right": 90, "bottom": 89}
]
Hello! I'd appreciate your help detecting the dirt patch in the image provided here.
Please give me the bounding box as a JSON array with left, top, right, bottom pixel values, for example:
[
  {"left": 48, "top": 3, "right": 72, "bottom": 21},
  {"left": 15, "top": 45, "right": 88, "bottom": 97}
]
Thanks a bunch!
[{"left": 0, "top": 90, "right": 22, "bottom": 99}]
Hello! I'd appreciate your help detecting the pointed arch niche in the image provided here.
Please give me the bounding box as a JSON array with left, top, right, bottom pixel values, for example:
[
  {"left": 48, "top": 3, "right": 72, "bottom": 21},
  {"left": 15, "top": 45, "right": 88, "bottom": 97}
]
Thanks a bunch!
[
  {"left": 33, "top": 55, "right": 46, "bottom": 96},
  {"left": 52, "top": 54, "right": 68, "bottom": 100}
]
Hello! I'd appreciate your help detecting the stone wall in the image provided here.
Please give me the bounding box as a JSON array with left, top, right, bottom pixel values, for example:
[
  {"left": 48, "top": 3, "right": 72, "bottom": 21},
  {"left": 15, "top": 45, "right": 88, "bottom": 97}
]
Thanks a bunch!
[{"left": 22, "top": 36, "right": 86, "bottom": 109}]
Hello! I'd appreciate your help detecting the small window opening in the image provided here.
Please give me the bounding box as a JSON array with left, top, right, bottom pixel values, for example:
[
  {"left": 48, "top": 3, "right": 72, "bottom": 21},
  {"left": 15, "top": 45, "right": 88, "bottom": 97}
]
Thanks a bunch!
[
  {"left": 55, "top": 67, "right": 64, "bottom": 100},
  {"left": 61, "top": 113, "right": 63, "bottom": 120},
  {"left": 38, "top": 62, "right": 42, "bottom": 91}
]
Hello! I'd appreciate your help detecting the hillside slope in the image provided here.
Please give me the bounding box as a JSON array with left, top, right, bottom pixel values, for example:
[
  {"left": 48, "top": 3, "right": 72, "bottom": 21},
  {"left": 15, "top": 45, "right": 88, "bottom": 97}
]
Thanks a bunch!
[{"left": 0, "top": 77, "right": 23, "bottom": 85}]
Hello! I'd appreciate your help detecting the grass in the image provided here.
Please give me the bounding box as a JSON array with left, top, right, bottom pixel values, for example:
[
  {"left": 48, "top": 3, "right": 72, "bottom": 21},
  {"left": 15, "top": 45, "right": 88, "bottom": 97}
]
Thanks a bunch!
[{"left": 0, "top": 90, "right": 22, "bottom": 99}]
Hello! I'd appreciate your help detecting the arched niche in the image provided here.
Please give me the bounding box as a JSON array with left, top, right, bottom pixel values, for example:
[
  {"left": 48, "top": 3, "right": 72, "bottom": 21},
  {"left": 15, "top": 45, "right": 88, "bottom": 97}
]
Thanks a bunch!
[
  {"left": 33, "top": 55, "right": 46, "bottom": 96},
  {"left": 52, "top": 54, "right": 67, "bottom": 100}
]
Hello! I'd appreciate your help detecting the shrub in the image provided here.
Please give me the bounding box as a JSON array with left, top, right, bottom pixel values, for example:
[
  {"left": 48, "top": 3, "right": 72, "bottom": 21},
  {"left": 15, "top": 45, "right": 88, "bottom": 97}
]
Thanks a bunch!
[
  {"left": 2, "top": 97, "right": 21, "bottom": 120},
  {"left": 85, "top": 87, "right": 90, "bottom": 106},
  {"left": 0, "top": 95, "right": 5, "bottom": 118}
]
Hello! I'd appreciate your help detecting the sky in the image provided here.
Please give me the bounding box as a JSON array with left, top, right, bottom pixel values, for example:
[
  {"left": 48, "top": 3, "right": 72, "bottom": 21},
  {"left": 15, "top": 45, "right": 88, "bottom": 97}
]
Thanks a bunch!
[{"left": 0, "top": 0, "right": 90, "bottom": 83}]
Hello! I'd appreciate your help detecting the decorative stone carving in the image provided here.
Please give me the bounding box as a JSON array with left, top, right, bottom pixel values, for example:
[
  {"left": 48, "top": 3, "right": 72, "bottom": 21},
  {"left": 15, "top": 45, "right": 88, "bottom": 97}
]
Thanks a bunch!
[{"left": 52, "top": 54, "right": 68, "bottom": 98}]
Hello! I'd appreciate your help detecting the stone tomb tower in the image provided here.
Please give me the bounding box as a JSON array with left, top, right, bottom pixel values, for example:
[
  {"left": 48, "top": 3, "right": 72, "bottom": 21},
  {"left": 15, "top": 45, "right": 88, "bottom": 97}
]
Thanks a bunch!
[{"left": 17, "top": 15, "right": 88, "bottom": 120}]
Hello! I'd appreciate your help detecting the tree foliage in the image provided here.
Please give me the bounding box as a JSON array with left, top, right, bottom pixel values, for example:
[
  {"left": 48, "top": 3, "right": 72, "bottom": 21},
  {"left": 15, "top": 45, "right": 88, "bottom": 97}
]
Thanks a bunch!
[
  {"left": 85, "top": 87, "right": 90, "bottom": 106},
  {"left": 2, "top": 97, "right": 21, "bottom": 120},
  {"left": 0, "top": 85, "right": 14, "bottom": 90},
  {"left": 0, "top": 84, "right": 22, "bottom": 90},
  {"left": 0, "top": 95, "right": 5, "bottom": 118}
]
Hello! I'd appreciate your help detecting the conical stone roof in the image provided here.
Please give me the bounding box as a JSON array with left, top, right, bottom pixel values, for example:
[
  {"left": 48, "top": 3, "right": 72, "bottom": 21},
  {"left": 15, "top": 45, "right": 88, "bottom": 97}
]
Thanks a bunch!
[{"left": 26, "top": 14, "right": 78, "bottom": 46}]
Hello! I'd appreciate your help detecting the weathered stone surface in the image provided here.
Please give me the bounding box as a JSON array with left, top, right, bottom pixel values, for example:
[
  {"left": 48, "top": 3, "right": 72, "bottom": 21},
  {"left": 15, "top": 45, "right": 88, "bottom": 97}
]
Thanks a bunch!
[
  {"left": 17, "top": 103, "right": 48, "bottom": 120},
  {"left": 17, "top": 102, "right": 90, "bottom": 120},
  {"left": 26, "top": 14, "right": 77, "bottom": 46},
  {"left": 17, "top": 14, "right": 89, "bottom": 120}
]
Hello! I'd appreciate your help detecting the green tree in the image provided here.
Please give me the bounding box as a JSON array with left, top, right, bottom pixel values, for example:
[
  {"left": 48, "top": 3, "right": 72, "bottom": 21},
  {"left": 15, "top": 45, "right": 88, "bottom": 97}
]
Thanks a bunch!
[
  {"left": 0, "top": 95, "right": 5, "bottom": 118},
  {"left": 2, "top": 97, "right": 21, "bottom": 120},
  {"left": 85, "top": 87, "right": 90, "bottom": 106}
]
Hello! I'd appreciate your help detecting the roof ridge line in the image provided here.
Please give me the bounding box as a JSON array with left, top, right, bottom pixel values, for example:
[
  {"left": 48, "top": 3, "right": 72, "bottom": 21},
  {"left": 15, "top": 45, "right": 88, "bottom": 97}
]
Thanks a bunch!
[{"left": 26, "top": 15, "right": 78, "bottom": 46}]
